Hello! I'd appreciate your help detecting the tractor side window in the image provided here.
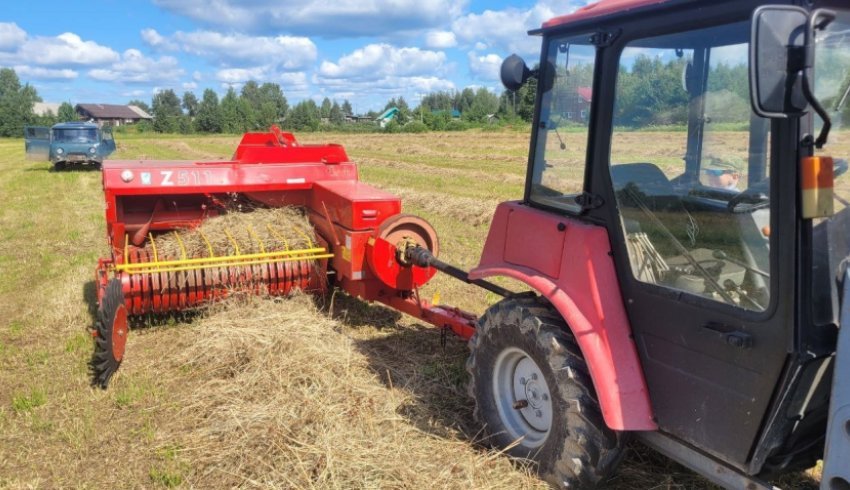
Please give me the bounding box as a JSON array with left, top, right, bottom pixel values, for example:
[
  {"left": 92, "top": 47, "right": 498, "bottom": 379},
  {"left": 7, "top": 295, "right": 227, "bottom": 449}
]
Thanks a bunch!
[
  {"left": 608, "top": 22, "right": 772, "bottom": 312},
  {"left": 528, "top": 36, "right": 596, "bottom": 212}
]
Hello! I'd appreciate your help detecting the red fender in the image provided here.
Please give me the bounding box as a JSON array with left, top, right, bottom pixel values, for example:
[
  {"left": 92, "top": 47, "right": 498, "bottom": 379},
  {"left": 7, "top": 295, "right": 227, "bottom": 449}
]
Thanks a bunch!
[{"left": 470, "top": 201, "right": 656, "bottom": 431}]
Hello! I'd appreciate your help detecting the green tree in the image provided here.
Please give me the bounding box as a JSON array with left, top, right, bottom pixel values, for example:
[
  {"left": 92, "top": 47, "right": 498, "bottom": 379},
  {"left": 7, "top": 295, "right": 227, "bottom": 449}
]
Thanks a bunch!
[
  {"left": 0, "top": 68, "right": 39, "bottom": 137},
  {"left": 152, "top": 89, "right": 183, "bottom": 133},
  {"left": 320, "top": 97, "right": 332, "bottom": 119},
  {"left": 341, "top": 100, "right": 353, "bottom": 116},
  {"left": 182, "top": 91, "right": 199, "bottom": 117},
  {"left": 329, "top": 101, "right": 344, "bottom": 125},
  {"left": 285, "top": 100, "right": 320, "bottom": 131},
  {"left": 463, "top": 88, "right": 500, "bottom": 123},
  {"left": 194, "top": 89, "right": 221, "bottom": 133},
  {"left": 58, "top": 102, "right": 77, "bottom": 122},
  {"left": 220, "top": 87, "right": 253, "bottom": 133}
]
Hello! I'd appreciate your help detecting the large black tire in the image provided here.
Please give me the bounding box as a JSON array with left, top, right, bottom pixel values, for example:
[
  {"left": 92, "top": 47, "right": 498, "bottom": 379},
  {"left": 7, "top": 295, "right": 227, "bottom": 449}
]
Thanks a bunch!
[
  {"left": 91, "top": 279, "right": 128, "bottom": 388},
  {"left": 467, "top": 296, "right": 625, "bottom": 488},
  {"left": 53, "top": 162, "right": 66, "bottom": 172}
]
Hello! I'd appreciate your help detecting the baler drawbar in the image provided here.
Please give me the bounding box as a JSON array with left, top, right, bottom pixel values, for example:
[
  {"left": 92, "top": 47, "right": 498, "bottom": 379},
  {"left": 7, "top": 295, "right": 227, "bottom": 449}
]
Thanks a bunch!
[{"left": 92, "top": 126, "right": 493, "bottom": 387}]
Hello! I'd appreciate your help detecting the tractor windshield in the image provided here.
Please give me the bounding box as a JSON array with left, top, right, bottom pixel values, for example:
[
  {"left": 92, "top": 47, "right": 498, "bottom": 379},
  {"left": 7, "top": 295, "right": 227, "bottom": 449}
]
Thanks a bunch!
[
  {"left": 52, "top": 127, "right": 99, "bottom": 143},
  {"left": 812, "top": 9, "right": 850, "bottom": 325}
]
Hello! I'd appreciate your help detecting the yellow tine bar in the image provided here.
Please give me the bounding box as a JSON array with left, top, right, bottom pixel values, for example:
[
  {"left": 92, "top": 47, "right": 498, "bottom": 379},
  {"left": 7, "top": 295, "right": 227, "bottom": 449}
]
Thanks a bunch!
[
  {"left": 246, "top": 224, "right": 265, "bottom": 254},
  {"left": 198, "top": 229, "right": 215, "bottom": 258},
  {"left": 124, "top": 233, "right": 129, "bottom": 265},
  {"left": 172, "top": 231, "right": 188, "bottom": 260},
  {"left": 267, "top": 224, "right": 290, "bottom": 251},
  {"left": 291, "top": 223, "right": 315, "bottom": 249},
  {"left": 149, "top": 233, "right": 159, "bottom": 263},
  {"left": 224, "top": 228, "right": 241, "bottom": 256},
  {"left": 115, "top": 247, "right": 330, "bottom": 273},
  {"left": 120, "top": 253, "right": 335, "bottom": 275}
]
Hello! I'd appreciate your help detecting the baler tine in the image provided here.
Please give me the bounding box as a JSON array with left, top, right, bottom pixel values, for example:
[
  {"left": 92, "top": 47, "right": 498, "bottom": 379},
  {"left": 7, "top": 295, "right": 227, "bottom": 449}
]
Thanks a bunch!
[{"left": 92, "top": 126, "right": 504, "bottom": 387}]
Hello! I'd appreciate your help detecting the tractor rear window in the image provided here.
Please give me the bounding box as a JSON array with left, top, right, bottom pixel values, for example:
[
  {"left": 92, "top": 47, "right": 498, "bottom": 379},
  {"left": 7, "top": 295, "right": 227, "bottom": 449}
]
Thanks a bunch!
[{"left": 53, "top": 128, "right": 98, "bottom": 143}]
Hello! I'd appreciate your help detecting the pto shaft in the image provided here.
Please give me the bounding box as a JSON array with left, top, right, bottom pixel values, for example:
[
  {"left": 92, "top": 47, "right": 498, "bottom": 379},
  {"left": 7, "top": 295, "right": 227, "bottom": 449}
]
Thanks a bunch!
[{"left": 404, "top": 246, "right": 513, "bottom": 297}]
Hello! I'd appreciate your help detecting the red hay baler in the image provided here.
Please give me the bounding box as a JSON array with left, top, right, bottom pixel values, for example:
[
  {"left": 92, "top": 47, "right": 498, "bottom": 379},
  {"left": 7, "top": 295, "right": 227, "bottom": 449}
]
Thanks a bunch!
[{"left": 92, "top": 126, "right": 486, "bottom": 387}]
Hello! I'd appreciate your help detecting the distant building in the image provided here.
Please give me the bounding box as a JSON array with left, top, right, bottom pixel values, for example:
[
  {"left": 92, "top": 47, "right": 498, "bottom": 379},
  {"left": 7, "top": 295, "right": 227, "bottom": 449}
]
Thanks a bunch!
[
  {"left": 75, "top": 103, "right": 153, "bottom": 126},
  {"left": 376, "top": 107, "right": 399, "bottom": 128},
  {"left": 33, "top": 102, "right": 63, "bottom": 117},
  {"left": 556, "top": 86, "right": 592, "bottom": 124}
]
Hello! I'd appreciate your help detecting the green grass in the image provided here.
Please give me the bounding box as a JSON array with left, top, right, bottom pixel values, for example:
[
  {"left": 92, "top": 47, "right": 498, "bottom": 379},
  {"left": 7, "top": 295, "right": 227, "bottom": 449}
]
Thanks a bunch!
[{"left": 12, "top": 389, "right": 47, "bottom": 413}]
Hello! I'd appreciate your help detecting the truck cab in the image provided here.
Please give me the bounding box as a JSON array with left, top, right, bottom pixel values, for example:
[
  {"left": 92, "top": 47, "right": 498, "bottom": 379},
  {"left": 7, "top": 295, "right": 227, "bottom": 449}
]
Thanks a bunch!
[{"left": 25, "top": 121, "right": 116, "bottom": 170}]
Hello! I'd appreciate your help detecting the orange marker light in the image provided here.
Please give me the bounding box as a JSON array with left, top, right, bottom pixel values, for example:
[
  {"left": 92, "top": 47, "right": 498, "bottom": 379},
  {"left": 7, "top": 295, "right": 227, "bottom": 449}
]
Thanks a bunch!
[{"left": 800, "top": 156, "right": 834, "bottom": 219}]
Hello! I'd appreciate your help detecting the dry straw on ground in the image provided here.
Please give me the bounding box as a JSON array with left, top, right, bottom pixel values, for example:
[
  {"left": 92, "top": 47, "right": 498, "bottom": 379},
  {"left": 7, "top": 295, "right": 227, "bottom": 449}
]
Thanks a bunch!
[
  {"left": 154, "top": 206, "right": 314, "bottom": 258},
  {"left": 164, "top": 293, "right": 544, "bottom": 489}
]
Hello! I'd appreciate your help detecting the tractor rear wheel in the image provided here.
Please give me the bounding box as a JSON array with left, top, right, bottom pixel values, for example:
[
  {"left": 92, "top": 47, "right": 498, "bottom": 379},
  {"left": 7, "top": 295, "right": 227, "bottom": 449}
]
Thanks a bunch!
[
  {"left": 91, "top": 279, "right": 129, "bottom": 388},
  {"left": 467, "top": 296, "right": 625, "bottom": 488}
]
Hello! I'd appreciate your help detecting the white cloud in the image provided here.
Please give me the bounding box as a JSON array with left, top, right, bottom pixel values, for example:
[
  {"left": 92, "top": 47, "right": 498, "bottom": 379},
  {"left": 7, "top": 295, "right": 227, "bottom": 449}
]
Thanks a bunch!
[
  {"left": 452, "top": 1, "right": 584, "bottom": 56},
  {"left": 192, "top": 70, "right": 202, "bottom": 81},
  {"left": 0, "top": 23, "right": 26, "bottom": 51},
  {"left": 215, "top": 66, "right": 270, "bottom": 84},
  {"left": 153, "top": 0, "right": 465, "bottom": 37},
  {"left": 318, "top": 44, "right": 446, "bottom": 81},
  {"left": 425, "top": 31, "right": 457, "bottom": 49},
  {"left": 88, "top": 49, "right": 184, "bottom": 83},
  {"left": 467, "top": 52, "right": 502, "bottom": 81},
  {"left": 143, "top": 29, "right": 316, "bottom": 70},
  {"left": 182, "top": 81, "right": 198, "bottom": 90},
  {"left": 11, "top": 32, "right": 120, "bottom": 66},
  {"left": 140, "top": 28, "right": 176, "bottom": 50},
  {"left": 13, "top": 65, "right": 78, "bottom": 80}
]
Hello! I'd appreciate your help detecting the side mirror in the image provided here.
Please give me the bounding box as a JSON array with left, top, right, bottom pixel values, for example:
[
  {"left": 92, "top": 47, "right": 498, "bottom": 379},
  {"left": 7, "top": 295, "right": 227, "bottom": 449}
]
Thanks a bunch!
[
  {"left": 501, "top": 54, "right": 531, "bottom": 91},
  {"left": 750, "top": 5, "right": 808, "bottom": 118}
]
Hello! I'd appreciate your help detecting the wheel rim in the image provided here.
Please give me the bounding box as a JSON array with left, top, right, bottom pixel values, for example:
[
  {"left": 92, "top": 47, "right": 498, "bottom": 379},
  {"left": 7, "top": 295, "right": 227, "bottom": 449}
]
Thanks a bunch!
[
  {"left": 111, "top": 304, "right": 128, "bottom": 362},
  {"left": 492, "top": 346, "right": 553, "bottom": 448}
]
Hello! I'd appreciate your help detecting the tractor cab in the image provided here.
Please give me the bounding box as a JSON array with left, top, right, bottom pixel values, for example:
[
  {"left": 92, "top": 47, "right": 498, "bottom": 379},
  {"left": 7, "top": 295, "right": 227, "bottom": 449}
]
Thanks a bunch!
[
  {"left": 470, "top": 0, "right": 850, "bottom": 487},
  {"left": 25, "top": 121, "right": 116, "bottom": 170}
]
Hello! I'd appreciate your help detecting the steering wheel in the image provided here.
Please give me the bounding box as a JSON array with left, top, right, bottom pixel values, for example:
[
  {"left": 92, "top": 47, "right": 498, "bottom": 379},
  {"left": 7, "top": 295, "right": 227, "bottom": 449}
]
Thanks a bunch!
[{"left": 727, "top": 188, "right": 769, "bottom": 213}]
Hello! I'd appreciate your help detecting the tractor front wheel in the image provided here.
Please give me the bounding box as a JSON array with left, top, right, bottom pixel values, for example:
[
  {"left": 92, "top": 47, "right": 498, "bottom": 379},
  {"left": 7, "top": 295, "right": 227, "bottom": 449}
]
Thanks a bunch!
[
  {"left": 91, "top": 279, "right": 129, "bottom": 388},
  {"left": 467, "top": 296, "right": 624, "bottom": 488}
]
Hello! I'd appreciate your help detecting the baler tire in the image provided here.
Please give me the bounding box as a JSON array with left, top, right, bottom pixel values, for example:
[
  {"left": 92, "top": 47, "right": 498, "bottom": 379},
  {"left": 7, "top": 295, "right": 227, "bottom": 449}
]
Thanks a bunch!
[
  {"left": 91, "top": 279, "right": 128, "bottom": 389},
  {"left": 466, "top": 296, "right": 625, "bottom": 489}
]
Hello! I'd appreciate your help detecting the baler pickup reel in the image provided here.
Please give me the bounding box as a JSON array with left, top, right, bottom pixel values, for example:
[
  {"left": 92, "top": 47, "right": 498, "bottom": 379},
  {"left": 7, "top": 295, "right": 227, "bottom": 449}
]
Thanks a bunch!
[{"left": 91, "top": 127, "right": 487, "bottom": 388}]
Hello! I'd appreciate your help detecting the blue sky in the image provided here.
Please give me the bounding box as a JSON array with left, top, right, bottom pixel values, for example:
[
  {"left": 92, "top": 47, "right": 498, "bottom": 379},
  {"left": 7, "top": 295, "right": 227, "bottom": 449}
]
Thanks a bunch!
[{"left": 0, "top": 0, "right": 587, "bottom": 112}]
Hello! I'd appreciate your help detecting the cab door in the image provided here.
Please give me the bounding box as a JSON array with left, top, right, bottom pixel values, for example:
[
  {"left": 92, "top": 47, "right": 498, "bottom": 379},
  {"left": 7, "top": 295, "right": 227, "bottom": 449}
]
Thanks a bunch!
[
  {"left": 24, "top": 126, "right": 50, "bottom": 161},
  {"left": 594, "top": 15, "right": 794, "bottom": 469},
  {"left": 100, "top": 126, "right": 116, "bottom": 156}
]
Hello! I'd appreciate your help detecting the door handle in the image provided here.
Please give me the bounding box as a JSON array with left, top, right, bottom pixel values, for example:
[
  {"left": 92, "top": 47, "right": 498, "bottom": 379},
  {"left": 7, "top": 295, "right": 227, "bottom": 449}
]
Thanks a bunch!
[{"left": 702, "top": 322, "right": 754, "bottom": 350}]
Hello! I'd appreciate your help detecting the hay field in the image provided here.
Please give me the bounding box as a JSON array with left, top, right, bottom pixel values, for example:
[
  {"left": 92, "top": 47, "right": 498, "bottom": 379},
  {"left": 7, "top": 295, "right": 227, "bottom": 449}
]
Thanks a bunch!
[{"left": 0, "top": 130, "right": 824, "bottom": 489}]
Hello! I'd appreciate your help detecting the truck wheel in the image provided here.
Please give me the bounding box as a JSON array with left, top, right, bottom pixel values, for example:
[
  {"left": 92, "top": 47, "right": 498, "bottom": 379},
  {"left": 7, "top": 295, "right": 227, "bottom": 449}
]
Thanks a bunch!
[
  {"left": 467, "top": 296, "right": 625, "bottom": 488},
  {"left": 53, "top": 162, "right": 66, "bottom": 172}
]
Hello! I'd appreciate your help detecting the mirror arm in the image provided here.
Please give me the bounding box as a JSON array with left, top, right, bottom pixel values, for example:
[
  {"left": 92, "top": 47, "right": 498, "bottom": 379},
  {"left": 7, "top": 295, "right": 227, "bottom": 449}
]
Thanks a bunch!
[{"left": 803, "top": 9, "right": 837, "bottom": 149}]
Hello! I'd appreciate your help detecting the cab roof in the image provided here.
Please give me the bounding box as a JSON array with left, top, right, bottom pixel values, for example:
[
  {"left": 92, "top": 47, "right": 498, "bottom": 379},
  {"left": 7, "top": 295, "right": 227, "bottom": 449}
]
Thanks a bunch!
[
  {"left": 542, "top": 0, "right": 670, "bottom": 30},
  {"left": 52, "top": 121, "right": 99, "bottom": 130}
]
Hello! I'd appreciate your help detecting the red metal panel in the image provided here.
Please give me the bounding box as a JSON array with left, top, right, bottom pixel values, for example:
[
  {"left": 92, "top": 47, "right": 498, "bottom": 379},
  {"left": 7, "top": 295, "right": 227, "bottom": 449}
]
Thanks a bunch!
[
  {"left": 504, "top": 207, "right": 565, "bottom": 278},
  {"left": 542, "top": 0, "right": 668, "bottom": 29},
  {"left": 470, "top": 201, "right": 656, "bottom": 431},
  {"left": 311, "top": 181, "right": 401, "bottom": 230}
]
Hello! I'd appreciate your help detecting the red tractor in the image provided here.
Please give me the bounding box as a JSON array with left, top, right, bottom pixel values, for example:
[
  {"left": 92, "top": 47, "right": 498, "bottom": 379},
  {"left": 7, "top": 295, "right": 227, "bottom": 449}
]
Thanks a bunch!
[{"left": 91, "top": 0, "right": 850, "bottom": 488}]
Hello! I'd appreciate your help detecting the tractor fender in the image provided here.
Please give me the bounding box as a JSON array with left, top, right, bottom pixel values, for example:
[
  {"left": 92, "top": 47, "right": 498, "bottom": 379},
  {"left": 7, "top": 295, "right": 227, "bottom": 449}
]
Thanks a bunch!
[{"left": 469, "top": 201, "right": 656, "bottom": 431}]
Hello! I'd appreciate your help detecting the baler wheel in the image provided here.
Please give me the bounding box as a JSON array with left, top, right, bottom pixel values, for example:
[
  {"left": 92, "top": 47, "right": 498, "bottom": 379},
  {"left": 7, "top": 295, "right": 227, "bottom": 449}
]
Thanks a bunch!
[
  {"left": 467, "top": 296, "right": 625, "bottom": 488},
  {"left": 91, "top": 279, "right": 129, "bottom": 389}
]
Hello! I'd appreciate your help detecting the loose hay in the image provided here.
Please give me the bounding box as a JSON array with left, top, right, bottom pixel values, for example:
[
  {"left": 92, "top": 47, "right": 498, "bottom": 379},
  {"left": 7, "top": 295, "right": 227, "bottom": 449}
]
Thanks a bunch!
[
  {"left": 164, "top": 294, "right": 544, "bottom": 489},
  {"left": 154, "top": 206, "right": 315, "bottom": 259}
]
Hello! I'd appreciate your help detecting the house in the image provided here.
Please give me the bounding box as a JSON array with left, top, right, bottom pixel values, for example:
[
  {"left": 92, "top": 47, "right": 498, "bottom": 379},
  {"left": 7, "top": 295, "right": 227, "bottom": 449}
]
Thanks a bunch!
[
  {"left": 555, "top": 86, "right": 592, "bottom": 124},
  {"left": 75, "top": 103, "right": 153, "bottom": 126},
  {"left": 431, "top": 109, "right": 462, "bottom": 119},
  {"left": 376, "top": 107, "right": 399, "bottom": 128}
]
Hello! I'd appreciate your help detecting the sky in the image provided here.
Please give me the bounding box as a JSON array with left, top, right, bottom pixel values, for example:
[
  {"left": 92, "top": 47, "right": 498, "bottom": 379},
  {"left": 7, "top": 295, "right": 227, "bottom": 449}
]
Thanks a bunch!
[{"left": 0, "top": 0, "right": 589, "bottom": 113}]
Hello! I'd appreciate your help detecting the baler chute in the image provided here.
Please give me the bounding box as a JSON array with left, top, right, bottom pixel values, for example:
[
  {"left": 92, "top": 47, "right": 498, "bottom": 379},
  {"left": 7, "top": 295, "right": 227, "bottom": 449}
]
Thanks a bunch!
[{"left": 92, "top": 127, "right": 477, "bottom": 387}]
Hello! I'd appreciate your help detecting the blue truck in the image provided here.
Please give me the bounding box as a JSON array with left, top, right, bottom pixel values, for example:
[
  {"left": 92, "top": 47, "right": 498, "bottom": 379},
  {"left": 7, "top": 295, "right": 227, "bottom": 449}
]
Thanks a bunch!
[{"left": 24, "top": 122, "right": 116, "bottom": 170}]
